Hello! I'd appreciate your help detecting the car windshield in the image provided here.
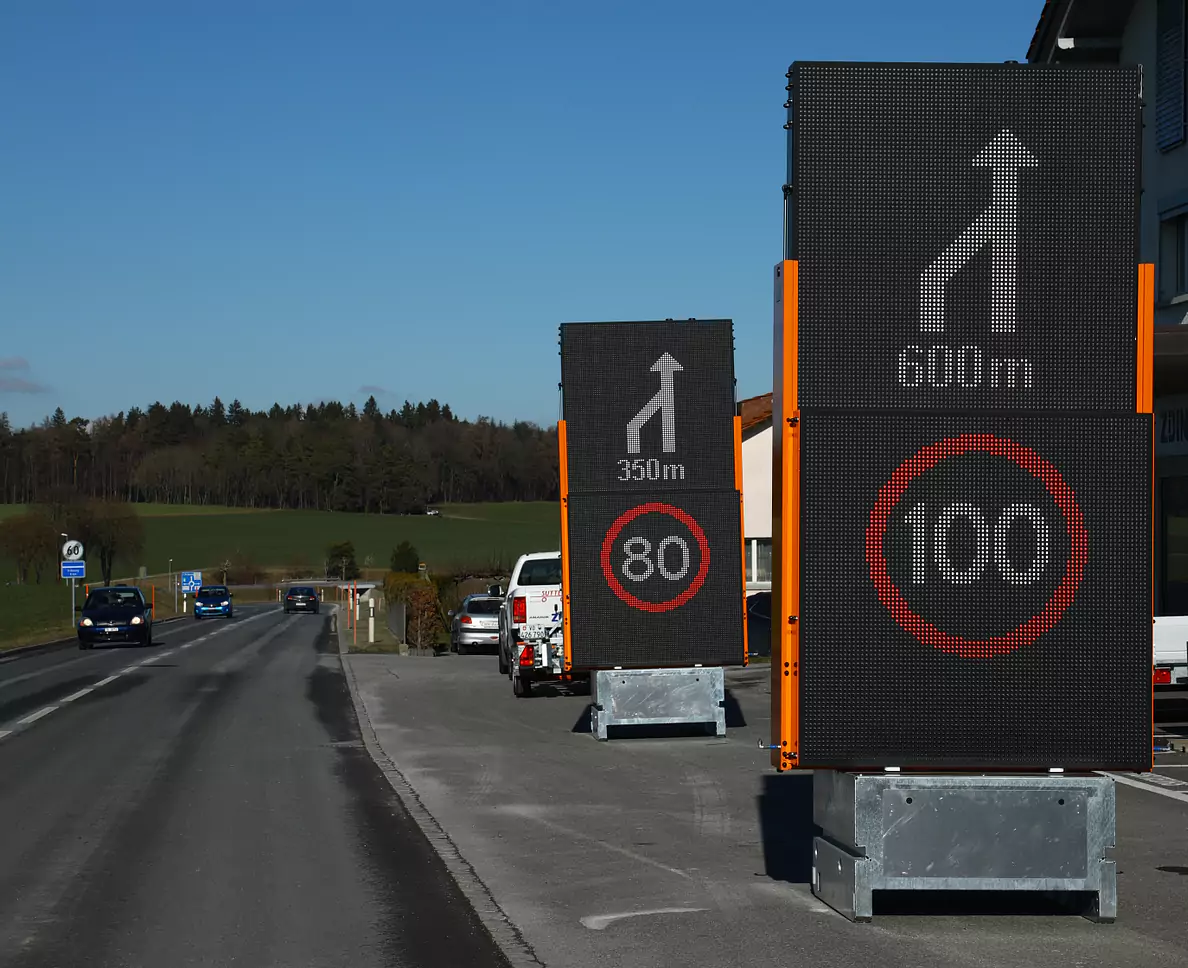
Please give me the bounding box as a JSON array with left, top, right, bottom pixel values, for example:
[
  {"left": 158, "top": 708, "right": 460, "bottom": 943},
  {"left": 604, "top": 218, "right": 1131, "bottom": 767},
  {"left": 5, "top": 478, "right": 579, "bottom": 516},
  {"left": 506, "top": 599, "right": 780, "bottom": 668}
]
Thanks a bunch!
[
  {"left": 292, "top": 587, "right": 315, "bottom": 595},
  {"left": 517, "top": 558, "right": 561, "bottom": 586},
  {"left": 198, "top": 586, "right": 228, "bottom": 597},
  {"left": 465, "top": 598, "right": 501, "bottom": 615},
  {"left": 85, "top": 588, "right": 142, "bottom": 609}
]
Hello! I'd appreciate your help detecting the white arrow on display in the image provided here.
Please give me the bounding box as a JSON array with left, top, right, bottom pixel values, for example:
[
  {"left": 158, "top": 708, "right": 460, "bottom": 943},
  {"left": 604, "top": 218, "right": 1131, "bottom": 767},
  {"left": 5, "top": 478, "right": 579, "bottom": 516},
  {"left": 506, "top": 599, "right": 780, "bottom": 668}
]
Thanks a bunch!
[
  {"left": 919, "top": 129, "right": 1038, "bottom": 336},
  {"left": 626, "top": 352, "right": 683, "bottom": 454}
]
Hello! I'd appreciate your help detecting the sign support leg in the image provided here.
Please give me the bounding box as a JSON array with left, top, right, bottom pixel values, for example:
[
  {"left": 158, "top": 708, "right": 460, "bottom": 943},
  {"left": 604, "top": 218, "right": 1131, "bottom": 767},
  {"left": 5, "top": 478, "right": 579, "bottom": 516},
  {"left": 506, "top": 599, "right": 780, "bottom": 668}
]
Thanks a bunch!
[
  {"left": 811, "top": 771, "right": 1116, "bottom": 922},
  {"left": 589, "top": 667, "right": 725, "bottom": 740}
]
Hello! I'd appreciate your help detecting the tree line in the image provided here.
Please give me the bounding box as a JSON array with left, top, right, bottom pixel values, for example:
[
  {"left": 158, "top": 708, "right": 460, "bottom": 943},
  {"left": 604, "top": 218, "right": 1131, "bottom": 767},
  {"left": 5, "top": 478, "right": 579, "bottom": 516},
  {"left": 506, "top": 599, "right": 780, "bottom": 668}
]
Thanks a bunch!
[{"left": 0, "top": 395, "right": 559, "bottom": 512}]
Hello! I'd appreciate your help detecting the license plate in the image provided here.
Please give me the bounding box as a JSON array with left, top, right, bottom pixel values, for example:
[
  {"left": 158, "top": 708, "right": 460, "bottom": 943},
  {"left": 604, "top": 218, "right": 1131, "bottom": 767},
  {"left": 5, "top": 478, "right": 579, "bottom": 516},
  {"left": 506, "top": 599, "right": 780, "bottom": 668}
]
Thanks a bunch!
[
  {"left": 521, "top": 625, "right": 559, "bottom": 641},
  {"left": 1155, "top": 668, "right": 1173, "bottom": 685}
]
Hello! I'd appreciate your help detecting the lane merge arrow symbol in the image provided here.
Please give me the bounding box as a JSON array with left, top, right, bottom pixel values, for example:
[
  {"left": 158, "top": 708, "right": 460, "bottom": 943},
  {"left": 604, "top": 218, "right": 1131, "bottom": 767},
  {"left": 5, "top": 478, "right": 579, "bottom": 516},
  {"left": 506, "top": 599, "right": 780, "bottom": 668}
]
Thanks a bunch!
[
  {"left": 627, "top": 352, "right": 683, "bottom": 454},
  {"left": 920, "top": 129, "right": 1038, "bottom": 335}
]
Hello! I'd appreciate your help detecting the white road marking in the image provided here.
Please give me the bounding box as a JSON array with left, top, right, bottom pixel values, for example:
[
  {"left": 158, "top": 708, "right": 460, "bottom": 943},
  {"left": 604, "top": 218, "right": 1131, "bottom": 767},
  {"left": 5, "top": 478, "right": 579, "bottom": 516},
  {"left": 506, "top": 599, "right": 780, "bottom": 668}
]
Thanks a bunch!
[
  {"left": 1101, "top": 771, "right": 1188, "bottom": 806},
  {"left": 0, "top": 607, "right": 290, "bottom": 743},
  {"left": 581, "top": 908, "right": 709, "bottom": 930},
  {"left": 17, "top": 706, "right": 57, "bottom": 726}
]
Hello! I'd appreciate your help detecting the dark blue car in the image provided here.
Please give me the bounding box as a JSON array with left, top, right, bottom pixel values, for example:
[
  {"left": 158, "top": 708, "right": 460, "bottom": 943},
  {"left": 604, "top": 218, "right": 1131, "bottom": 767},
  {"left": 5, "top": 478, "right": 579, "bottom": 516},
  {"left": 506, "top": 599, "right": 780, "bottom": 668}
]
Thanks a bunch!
[{"left": 193, "top": 584, "right": 234, "bottom": 620}]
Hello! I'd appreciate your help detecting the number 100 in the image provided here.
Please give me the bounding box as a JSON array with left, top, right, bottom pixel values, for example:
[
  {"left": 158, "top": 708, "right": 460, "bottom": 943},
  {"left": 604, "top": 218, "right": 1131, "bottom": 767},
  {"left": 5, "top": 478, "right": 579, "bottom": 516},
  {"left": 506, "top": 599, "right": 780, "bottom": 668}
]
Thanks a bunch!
[{"left": 904, "top": 502, "right": 1050, "bottom": 586}]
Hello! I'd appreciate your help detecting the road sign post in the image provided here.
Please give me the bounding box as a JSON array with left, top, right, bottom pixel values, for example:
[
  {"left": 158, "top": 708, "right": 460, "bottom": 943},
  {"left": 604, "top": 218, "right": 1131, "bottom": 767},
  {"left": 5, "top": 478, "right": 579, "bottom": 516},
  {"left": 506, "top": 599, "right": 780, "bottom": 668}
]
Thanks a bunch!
[
  {"left": 559, "top": 319, "right": 747, "bottom": 738},
  {"left": 775, "top": 60, "right": 1147, "bottom": 921},
  {"left": 180, "top": 571, "right": 201, "bottom": 613}
]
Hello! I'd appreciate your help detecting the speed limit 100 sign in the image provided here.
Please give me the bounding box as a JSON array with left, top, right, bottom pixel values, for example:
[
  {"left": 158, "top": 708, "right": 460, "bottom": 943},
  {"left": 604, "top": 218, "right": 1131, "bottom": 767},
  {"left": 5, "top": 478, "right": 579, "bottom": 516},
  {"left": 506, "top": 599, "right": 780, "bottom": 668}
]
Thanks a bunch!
[
  {"left": 776, "top": 62, "right": 1151, "bottom": 773},
  {"left": 796, "top": 414, "right": 1150, "bottom": 770}
]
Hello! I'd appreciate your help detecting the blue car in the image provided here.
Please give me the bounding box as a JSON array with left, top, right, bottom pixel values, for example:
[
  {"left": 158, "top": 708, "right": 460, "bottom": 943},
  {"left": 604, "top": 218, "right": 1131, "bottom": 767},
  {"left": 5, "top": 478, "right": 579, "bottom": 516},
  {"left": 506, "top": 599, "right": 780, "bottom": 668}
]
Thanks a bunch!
[{"left": 193, "top": 584, "right": 234, "bottom": 620}]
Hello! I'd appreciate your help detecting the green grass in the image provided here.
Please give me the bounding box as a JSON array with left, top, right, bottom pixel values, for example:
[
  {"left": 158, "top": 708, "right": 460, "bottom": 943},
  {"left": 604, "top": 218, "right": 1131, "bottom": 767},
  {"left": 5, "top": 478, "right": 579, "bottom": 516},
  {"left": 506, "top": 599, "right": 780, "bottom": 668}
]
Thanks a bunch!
[
  {"left": 0, "top": 501, "right": 561, "bottom": 577},
  {"left": 0, "top": 501, "right": 560, "bottom": 649}
]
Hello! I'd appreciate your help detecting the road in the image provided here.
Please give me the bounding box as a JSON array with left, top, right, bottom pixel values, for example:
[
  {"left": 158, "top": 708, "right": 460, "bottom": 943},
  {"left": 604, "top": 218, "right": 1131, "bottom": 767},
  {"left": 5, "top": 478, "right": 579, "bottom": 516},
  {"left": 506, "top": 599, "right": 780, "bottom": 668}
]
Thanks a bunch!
[
  {"left": 348, "top": 650, "right": 1188, "bottom": 968},
  {"left": 0, "top": 606, "right": 510, "bottom": 968}
]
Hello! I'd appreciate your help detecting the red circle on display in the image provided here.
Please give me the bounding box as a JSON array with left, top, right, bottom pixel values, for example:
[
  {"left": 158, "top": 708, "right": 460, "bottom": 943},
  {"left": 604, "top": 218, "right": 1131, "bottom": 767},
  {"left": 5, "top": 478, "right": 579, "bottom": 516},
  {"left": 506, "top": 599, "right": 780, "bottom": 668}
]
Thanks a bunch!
[
  {"left": 865, "top": 435, "right": 1088, "bottom": 659},
  {"left": 601, "top": 502, "right": 711, "bottom": 612}
]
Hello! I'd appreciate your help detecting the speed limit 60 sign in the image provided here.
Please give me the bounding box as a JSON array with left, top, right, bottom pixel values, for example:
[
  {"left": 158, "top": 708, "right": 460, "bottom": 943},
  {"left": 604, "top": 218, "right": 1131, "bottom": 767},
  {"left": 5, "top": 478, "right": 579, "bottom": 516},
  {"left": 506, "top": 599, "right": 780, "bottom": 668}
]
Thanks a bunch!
[
  {"left": 776, "top": 62, "right": 1151, "bottom": 772},
  {"left": 561, "top": 319, "right": 746, "bottom": 669}
]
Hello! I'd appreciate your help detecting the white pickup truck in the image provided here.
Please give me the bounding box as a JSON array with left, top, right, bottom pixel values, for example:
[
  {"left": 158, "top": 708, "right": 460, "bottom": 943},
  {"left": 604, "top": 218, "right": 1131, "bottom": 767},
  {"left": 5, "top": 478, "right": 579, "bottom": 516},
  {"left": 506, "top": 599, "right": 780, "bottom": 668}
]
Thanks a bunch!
[
  {"left": 499, "top": 551, "right": 565, "bottom": 697},
  {"left": 1154, "top": 615, "right": 1188, "bottom": 688}
]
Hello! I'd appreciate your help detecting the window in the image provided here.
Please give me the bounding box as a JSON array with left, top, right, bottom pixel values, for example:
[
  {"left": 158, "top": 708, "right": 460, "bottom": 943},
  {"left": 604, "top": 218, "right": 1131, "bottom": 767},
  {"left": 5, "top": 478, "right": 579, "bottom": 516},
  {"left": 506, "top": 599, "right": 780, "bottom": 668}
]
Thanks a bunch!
[
  {"left": 465, "top": 598, "right": 502, "bottom": 615},
  {"left": 1160, "top": 213, "right": 1188, "bottom": 302},
  {"left": 85, "top": 588, "right": 143, "bottom": 608},
  {"left": 755, "top": 539, "right": 772, "bottom": 583},
  {"left": 517, "top": 558, "right": 562, "bottom": 586},
  {"left": 1157, "top": 0, "right": 1186, "bottom": 153},
  {"left": 745, "top": 538, "right": 773, "bottom": 584}
]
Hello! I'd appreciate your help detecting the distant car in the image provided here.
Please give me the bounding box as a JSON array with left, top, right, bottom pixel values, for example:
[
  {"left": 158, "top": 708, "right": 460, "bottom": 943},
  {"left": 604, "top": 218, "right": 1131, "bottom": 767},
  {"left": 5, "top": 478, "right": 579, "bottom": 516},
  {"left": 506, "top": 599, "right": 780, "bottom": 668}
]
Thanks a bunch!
[
  {"left": 426, "top": 508, "right": 441, "bottom": 516},
  {"left": 450, "top": 595, "right": 503, "bottom": 654},
  {"left": 284, "top": 585, "right": 320, "bottom": 614},
  {"left": 77, "top": 584, "right": 154, "bottom": 649},
  {"left": 193, "top": 584, "right": 233, "bottom": 620}
]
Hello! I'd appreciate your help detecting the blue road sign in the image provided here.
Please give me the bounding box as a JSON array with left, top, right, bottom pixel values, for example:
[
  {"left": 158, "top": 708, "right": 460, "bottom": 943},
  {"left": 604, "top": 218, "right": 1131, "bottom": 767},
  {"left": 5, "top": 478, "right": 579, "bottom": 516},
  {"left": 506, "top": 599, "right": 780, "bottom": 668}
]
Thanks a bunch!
[
  {"left": 181, "top": 571, "right": 202, "bottom": 593},
  {"left": 61, "top": 561, "right": 85, "bottom": 580}
]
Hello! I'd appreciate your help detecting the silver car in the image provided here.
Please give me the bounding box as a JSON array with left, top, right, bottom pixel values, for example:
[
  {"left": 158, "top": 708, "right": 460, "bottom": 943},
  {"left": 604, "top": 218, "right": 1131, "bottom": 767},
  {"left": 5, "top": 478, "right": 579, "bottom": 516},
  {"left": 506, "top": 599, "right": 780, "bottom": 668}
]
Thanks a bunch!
[{"left": 450, "top": 595, "right": 503, "bottom": 655}]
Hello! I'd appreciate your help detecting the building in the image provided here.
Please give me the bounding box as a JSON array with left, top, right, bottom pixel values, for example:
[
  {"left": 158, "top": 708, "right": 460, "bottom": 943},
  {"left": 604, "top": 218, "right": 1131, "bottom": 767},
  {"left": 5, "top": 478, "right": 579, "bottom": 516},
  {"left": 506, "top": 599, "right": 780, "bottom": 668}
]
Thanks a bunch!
[
  {"left": 739, "top": 392, "right": 773, "bottom": 593},
  {"left": 1029, "top": 0, "right": 1188, "bottom": 613}
]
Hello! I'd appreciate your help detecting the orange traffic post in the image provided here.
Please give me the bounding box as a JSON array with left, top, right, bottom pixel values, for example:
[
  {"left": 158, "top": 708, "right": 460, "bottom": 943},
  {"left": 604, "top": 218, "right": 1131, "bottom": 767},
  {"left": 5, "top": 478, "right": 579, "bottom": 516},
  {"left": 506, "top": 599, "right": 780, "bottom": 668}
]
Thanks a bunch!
[
  {"left": 1139, "top": 263, "right": 1155, "bottom": 770},
  {"left": 558, "top": 420, "right": 573, "bottom": 671},
  {"left": 734, "top": 414, "right": 749, "bottom": 667},
  {"left": 772, "top": 259, "right": 800, "bottom": 772}
]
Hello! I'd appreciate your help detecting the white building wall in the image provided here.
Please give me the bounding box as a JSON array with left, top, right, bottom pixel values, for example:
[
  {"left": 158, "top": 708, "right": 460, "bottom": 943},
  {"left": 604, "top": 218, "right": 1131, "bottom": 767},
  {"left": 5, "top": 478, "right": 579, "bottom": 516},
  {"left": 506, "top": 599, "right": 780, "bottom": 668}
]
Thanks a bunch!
[
  {"left": 742, "top": 424, "right": 772, "bottom": 540},
  {"left": 1123, "top": 0, "right": 1188, "bottom": 325}
]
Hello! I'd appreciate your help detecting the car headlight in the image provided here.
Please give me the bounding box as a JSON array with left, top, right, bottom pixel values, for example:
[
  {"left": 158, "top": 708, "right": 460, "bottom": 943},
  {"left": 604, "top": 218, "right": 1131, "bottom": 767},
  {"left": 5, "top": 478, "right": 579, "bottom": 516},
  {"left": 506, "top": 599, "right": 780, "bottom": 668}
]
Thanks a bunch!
[
  {"left": 131, "top": 616, "right": 143, "bottom": 625},
  {"left": 221, "top": 600, "right": 229, "bottom": 606},
  {"left": 81, "top": 618, "right": 93, "bottom": 627}
]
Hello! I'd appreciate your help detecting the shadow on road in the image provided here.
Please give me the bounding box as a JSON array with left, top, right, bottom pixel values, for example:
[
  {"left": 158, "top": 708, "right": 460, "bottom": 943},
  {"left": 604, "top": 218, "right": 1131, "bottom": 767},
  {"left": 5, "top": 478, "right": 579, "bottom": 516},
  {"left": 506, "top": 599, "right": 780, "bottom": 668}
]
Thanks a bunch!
[
  {"left": 757, "top": 772, "right": 816, "bottom": 884},
  {"left": 723, "top": 689, "right": 746, "bottom": 728}
]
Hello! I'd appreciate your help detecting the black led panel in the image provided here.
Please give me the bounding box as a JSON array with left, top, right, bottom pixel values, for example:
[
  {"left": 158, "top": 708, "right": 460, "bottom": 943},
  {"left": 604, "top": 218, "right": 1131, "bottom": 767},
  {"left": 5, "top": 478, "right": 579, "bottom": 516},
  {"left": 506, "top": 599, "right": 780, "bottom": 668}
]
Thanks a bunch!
[
  {"left": 787, "top": 62, "right": 1140, "bottom": 412},
  {"left": 561, "top": 320, "right": 736, "bottom": 493},
  {"left": 567, "top": 490, "right": 744, "bottom": 668},
  {"left": 798, "top": 411, "right": 1152, "bottom": 771}
]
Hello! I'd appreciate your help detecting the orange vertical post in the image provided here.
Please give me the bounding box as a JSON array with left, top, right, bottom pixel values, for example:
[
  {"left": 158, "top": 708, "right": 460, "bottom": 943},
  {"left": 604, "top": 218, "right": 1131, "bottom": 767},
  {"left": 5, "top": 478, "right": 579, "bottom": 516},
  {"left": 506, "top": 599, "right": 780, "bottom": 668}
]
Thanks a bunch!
[
  {"left": 353, "top": 581, "right": 357, "bottom": 646},
  {"left": 734, "top": 414, "right": 749, "bottom": 666},
  {"left": 1139, "top": 263, "right": 1155, "bottom": 772},
  {"left": 771, "top": 260, "right": 800, "bottom": 771},
  {"left": 558, "top": 420, "right": 573, "bottom": 671}
]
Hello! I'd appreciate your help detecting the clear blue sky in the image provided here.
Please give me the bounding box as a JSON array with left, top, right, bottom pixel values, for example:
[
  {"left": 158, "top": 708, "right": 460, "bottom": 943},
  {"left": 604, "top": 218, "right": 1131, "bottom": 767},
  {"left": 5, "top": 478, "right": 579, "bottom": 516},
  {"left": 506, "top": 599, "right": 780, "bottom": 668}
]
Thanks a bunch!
[{"left": 0, "top": 0, "right": 1041, "bottom": 429}]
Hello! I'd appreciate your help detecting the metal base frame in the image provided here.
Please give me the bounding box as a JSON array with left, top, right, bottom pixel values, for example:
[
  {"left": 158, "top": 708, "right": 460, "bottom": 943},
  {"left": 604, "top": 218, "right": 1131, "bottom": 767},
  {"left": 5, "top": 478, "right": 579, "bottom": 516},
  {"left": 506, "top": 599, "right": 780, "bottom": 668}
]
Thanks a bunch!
[
  {"left": 812, "top": 771, "right": 1117, "bottom": 923},
  {"left": 589, "top": 667, "right": 725, "bottom": 740}
]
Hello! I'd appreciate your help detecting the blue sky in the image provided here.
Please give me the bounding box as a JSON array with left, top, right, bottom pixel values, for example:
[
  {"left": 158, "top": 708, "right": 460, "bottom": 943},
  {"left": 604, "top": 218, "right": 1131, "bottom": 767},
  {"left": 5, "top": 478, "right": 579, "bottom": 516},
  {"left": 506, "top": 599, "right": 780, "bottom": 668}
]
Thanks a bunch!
[{"left": 0, "top": 0, "right": 1041, "bottom": 429}]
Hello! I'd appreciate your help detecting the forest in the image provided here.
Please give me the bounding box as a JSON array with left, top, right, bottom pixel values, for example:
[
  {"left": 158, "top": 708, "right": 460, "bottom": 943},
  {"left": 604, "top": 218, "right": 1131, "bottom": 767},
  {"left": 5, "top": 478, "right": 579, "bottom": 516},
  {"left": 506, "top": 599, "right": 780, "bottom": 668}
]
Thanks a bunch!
[{"left": 0, "top": 395, "right": 559, "bottom": 512}]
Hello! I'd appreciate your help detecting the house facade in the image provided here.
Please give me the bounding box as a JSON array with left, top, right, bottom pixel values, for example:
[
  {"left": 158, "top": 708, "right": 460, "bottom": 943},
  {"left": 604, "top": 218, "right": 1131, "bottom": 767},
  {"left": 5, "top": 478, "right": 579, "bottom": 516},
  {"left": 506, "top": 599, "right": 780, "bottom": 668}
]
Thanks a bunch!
[
  {"left": 1028, "top": 0, "right": 1188, "bottom": 613},
  {"left": 739, "top": 392, "right": 773, "bottom": 594}
]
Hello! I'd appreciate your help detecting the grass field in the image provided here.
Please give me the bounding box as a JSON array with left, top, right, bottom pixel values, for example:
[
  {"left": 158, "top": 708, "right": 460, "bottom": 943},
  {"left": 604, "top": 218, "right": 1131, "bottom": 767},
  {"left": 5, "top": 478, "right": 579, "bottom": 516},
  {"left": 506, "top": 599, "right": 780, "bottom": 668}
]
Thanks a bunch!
[{"left": 0, "top": 502, "right": 560, "bottom": 650}]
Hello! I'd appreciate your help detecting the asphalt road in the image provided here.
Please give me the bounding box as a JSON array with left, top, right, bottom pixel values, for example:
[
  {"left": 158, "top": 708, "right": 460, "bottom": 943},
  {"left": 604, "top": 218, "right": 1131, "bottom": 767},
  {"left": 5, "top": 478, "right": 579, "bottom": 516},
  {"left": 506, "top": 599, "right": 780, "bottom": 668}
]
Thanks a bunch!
[
  {"left": 348, "top": 651, "right": 1188, "bottom": 968},
  {"left": 0, "top": 605, "right": 511, "bottom": 968}
]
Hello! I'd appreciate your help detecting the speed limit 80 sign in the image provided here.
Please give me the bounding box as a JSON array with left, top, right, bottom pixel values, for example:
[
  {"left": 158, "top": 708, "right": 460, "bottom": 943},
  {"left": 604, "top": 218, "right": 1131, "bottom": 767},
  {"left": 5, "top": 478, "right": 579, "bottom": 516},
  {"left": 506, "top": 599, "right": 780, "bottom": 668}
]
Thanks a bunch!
[{"left": 561, "top": 319, "right": 746, "bottom": 669}]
